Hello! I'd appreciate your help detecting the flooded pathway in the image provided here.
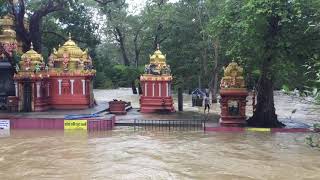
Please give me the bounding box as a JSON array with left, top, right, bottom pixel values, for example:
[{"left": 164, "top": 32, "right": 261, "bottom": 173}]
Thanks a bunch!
[
  {"left": 95, "top": 89, "right": 320, "bottom": 126},
  {"left": 0, "top": 128, "right": 320, "bottom": 180}
]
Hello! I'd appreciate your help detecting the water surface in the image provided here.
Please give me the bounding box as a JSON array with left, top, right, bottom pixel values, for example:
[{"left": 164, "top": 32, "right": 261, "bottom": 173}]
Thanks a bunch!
[{"left": 0, "top": 128, "right": 319, "bottom": 180}]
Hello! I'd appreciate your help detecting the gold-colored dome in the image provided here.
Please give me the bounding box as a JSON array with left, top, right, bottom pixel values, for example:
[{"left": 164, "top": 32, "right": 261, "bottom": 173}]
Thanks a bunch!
[
  {"left": 48, "top": 33, "right": 94, "bottom": 73},
  {"left": 220, "top": 60, "right": 245, "bottom": 89},
  {"left": 150, "top": 46, "right": 166, "bottom": 65},
  {"left": 144, "top": 45, "right": 171, "bottom": 76},
  {"left": 52, "top": 33, "right": 89, "bottom": 60},
  {"left": 19, "top": 43, "right": 44, "bottom": 72},
  {"left": 21, "top": 43, "right": 43, "bottom": 63},
  {"left": 0, "top": 15, "right": 17, "bottom": 44}
]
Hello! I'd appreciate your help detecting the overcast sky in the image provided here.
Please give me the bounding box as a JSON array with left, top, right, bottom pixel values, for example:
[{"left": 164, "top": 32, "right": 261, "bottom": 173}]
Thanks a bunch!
[{"left": 127, "top": 0, "right": 179, "bottom": 14}]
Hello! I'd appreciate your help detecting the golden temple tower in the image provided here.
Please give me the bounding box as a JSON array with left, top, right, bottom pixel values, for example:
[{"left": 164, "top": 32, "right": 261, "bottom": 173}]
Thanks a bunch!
[
  {"left": 140, "top": 45, "right": 174, "bottom": 113},
  {"left": 0, "top": 15, "right": 17, "bottom": 56},
  {"left": 48, "top": 33, "right": 94, "bottom": 74}
]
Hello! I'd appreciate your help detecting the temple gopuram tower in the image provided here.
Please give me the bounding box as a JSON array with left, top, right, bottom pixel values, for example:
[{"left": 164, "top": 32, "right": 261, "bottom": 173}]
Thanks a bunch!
[
  {"left": 14, "top": 43, "right": 50, "bottom": 112},
  {"left": 48, "top": 33, "right": 96, "bottom": 109},
  {"left": 219, "top": 61, "right": 248, "bottom": 126},
  {"left": 140, "top": 46, "right": 175, "bottom": 113}
]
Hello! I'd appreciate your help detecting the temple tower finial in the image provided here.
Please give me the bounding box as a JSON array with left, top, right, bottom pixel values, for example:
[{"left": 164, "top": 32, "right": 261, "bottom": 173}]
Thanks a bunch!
[
  {"left": 30, "top": 42, "right": 34, "bottom": 50},
  {"left": 68, "top": 32, "right": 71, "bottom": 40},
  {"left": 157, "top": 43, "right": 160, "bottom": 50}
]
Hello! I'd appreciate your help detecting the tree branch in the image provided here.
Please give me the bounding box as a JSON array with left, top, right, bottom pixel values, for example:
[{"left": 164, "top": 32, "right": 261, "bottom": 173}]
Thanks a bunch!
[
  {"left": 42, "top": 31, "right": 89, "bottom": 44},
  {"left": 93, "top": 0, "right": 115, "bottom": 5}
]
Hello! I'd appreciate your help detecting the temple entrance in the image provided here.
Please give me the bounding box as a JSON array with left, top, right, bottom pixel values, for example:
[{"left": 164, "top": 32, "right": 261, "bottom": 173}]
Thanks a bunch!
[{"left": 23, "top": 82, "right": 32, "bottom": 112}]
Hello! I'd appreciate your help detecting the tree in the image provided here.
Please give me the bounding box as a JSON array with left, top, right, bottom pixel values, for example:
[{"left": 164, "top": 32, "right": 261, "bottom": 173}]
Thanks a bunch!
[
  {"left": 210, "top": 0, "right": 320, "bottom": 127},
  {"left": 7, "top": 0, "right": 115, "bottom": 53},
  {"left": 9, "top": 0, "right": 67, "bottom": 52}
]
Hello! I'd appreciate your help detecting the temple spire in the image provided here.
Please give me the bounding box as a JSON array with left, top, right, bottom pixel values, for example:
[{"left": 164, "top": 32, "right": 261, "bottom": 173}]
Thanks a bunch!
[
  {"left": 156, "top": 44, "right": 160, "bottom": 50},
  {"left": 30, "top": 42, "right": 34, "bottom": 50},
  {"left": 68, "top": 32, "right": 71, "bottom": 40}
]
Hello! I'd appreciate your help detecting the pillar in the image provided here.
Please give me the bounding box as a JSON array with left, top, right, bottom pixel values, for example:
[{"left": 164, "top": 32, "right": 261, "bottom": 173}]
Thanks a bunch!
[
  {"left": 36, "top": 82, "right": 41, "bottom": 98},
  {"left": 15, "top": 82, "right": 18, "bottom": 97},
  {"left": 58, "top": 79, "right": 62, "bottom": 95},
  {"left": 145, "top": 82, "right": 148, "bottom": 96},
  {"left": 159, "top": 82, "right": 162, "bottom": 97},
  {"left": 70, "top": 79, "right": 74, "bottom": 95},
  {"left": 152, "top": 83, "right": 155, "bottom": 97},
  {"left": 47, "top": 82, "right": 50, "bottom": 97},
  {"left": 82, "top": 79, "right": 86, "bottom": 95}
]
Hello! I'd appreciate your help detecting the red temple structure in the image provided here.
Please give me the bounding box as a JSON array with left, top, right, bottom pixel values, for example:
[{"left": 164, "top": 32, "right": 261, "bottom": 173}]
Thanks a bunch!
[
  {"left": 14, "top": 43, "right": 50, "bottom": 112},
  {"left": 47, "top": 33, "right": 95, "bottom": 109},
  {"left": 140, "top": 46, "right": 175, "bottom": 113},
  {"left": 219, "top": 61, "right": 248, "bottom": 126},
  {"left": 13, "top": 34, "right": 96, "bottom": 112}
]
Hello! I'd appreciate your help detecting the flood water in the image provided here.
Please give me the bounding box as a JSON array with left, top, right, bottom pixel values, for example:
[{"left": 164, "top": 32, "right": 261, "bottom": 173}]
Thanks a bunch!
[{"left": 0, "top": 128, "right": 319, "bottom": 180}]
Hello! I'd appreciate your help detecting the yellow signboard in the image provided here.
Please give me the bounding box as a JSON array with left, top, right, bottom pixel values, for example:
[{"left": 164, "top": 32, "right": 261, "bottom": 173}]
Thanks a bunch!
[
  {"left": 246, "top": 128, "right": 271, "bottom": 132},
  {"left": 64, "top": 120, "right": 88, "bottom": 130}
]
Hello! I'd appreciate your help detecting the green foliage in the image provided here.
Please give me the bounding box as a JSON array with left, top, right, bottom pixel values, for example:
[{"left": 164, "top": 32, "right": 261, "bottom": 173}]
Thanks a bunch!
[
  {"left": 11, "top": 0, "right": 319, "bottom": 93},
  {"left": 306, "top": 133, "right": 320, "bottom": 150},
  {"left": 281, "top": 84, "right": 290, "bottom": 94},
  {"left": 208, "top": 0, "right": 320, "bottom": 90}
]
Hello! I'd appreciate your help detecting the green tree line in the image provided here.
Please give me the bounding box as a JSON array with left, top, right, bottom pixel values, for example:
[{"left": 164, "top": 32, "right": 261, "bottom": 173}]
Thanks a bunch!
[{"left": 1, "top": 0, "right": 320, "bottom": 127}]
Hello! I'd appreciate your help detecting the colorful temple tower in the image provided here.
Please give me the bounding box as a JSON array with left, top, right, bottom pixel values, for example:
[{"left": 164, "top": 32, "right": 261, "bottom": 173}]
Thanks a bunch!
[
  {"left": 47, "top": 33, "right": 96, "bottom": 109},
  {"left": 219, "top": 61, "right": 248, "bottom": 126},
  {"left": 140, "top": 46, "right": 175, "bottom": 113},
  {"left": 12, "top": 34, "right": 96, "bottom": 112},
  {"left": 14, "top": 43, "right": 50, "bottom": 112}
]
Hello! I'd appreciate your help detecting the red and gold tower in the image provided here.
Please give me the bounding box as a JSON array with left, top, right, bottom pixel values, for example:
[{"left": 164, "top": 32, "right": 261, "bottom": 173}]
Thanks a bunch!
[
  {"left": 219, "top": 61, "right": 248, "bottom": 126},
  {"left": 14, "top": 43, "right": 50, "bottom": 112},
  {"left": 47, "top": 33, "right": 96, "bottom": 109},
  {"left": 140, "top": 46, "right": 174, "bottom": 113}
]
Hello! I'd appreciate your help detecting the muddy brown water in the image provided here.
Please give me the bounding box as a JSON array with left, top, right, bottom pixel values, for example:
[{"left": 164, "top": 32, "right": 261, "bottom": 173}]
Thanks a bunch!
[{"left": 0, "top": 127, "right": 319, "bottom": 180}]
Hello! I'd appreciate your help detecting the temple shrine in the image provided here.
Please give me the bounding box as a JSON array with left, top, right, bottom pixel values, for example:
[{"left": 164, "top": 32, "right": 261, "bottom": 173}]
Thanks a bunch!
[
  {"left": 47, "top": 33, "right": 95, "bottom": 109},
  {"left": 13, "top": 34, "right": 96, "bottom": 112},
  {"left": 219, "top": 61, "right": 248, "bottom": 126},
  {"left": 13, "top": 43, "right": 49, "bottom": 112},
  {"left": 140, "top": 46, "right": 175, "bottom": 113}
]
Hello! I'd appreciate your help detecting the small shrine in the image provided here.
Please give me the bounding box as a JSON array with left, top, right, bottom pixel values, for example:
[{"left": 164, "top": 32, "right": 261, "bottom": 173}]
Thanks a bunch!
[
  {"left": 219, "top": 61, "right": 248, "bottom": 126},
  {"left": 140, "top": 45, "right": 174, "bottom": 113},
  {"left": 47, "top": 33, "right": 96, "bottom": 109},
  {"left": 14, "top": 43, "right": 50, "bottom": 112}
]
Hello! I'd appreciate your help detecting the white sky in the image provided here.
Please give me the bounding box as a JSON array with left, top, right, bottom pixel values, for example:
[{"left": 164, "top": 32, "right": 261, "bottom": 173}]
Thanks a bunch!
[{"left": 127, "top": 0, "right": 179, "bottom": 15}]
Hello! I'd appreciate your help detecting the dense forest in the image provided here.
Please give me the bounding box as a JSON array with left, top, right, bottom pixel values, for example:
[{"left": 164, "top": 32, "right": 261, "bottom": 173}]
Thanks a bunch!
[{"left": 1, "top": 0, "right": 320, "bottom": 127}]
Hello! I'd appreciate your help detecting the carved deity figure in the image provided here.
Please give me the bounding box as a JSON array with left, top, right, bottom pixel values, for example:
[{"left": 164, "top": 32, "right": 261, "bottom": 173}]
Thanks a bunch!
[
  {"left": 62, "top": 53, "right": 69, "bottom": 71},
  {"left": 24, "top": 58, "right": 31, "bottom": 71}
]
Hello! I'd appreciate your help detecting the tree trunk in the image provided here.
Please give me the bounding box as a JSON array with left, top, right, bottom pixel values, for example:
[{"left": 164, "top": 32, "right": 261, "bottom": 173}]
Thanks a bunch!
[
  {"left": 29, "top": 14, "right": 42, "bottom": 52},
  {"left": 11, "top": 0, "right": 65, "bottom": 52},
  {"left": 209, "top": 39, "right": 219, "bottom": 103},
  {"left": 247, "top": 14, "right": 284, "bottom": 128},
  {"left": 115, "top": 27, "right": 130, "bottom": 66},
  {"left": 133, "top": 33, "right": 139, "bottom": 68},
  {"left": 247, "top": 70, "right": 285, "bottom": 127},
  {"left": 131, "top": 80, "right": 137, "bottom": 94}
]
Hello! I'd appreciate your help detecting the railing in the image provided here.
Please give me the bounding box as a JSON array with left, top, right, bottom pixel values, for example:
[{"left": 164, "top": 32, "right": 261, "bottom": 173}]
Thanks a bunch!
[{"left": 133, "top": 119, "right": 205, "bottom": 131}]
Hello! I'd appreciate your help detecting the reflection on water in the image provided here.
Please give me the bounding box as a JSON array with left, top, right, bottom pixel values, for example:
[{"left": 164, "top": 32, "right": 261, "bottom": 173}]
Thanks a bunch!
[{"left": 0, "top": 128, "right": 320, "bottom": 180}]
